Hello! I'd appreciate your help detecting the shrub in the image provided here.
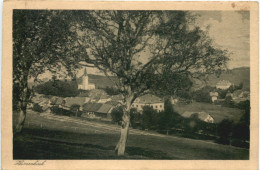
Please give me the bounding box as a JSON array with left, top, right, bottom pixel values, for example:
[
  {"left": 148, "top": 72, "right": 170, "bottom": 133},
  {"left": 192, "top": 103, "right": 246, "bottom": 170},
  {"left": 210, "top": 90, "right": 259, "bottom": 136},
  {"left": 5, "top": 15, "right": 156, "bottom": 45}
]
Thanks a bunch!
[{"left": 32, "top": 103, "right": 43, "bottom": 113}]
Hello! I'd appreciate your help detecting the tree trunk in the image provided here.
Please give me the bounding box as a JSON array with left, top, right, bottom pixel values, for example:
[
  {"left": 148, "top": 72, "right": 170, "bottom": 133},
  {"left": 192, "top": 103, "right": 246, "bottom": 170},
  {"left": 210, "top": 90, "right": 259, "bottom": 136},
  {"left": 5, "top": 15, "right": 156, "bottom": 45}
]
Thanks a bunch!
[
  {"left": 115, "top": 113, "right": 130, "bottom": 156},
  {"left": 115, "top": 93, "right": 133, "bottom": 156},
  {"left": 14, "top": 80, "right": 30, "bottom": 134},
  {"left": 15, "top": 108, "right": 26, "bottom": 133}
]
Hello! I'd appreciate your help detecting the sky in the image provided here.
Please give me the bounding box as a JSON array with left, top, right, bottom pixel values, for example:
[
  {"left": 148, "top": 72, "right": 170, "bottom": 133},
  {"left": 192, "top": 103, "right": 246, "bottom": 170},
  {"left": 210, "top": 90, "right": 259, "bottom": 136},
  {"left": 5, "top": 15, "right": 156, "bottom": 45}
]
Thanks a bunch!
[
  {"left": 39, "top": 10, "right": 250, "bottom": 79},
  {"left": 79, "top": 11, "right": 250, "bottom": 76},
  {"left": 193, "top": 11, "right": 250, "bottom": 69}
]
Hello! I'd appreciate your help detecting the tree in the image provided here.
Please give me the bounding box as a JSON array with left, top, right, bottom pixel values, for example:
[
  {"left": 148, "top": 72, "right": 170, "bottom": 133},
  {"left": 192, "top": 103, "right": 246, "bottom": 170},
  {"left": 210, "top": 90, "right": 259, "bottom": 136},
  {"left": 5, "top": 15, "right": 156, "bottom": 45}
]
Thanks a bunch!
[
  {"left": 157, "top": 98, "right": 182, "bottom": 134},
  {"left": 14, "top": 10, "right": 229, "bottom": 156},
  {"left": 35, "top": 79, "right": 79, "bottom": 97},
  {"left": 111, "top": 106, "right": 124, "bottom": 124},
  {"left": 73, "top": 11, "right": 229, "bottom": 155},
  {"left": 141, "top": 106, "right": 157, "bottom": 130},
  {"left": 217, "top": 119, "right": 233, "bottom": 144},
  {"left": 13, "top": 10, "right": 83, "bottom": 133}
]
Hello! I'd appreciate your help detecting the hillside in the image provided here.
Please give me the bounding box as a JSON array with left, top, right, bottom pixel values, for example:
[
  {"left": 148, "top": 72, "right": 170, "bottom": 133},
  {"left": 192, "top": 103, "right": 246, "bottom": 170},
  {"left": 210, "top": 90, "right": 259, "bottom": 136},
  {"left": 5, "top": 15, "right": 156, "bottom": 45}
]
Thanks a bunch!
[
  {"left": 207, "top": 67, "right": 250, "bottom": 90},
  {"left": 88, "top": 67, "right": 250, "bottom": 91},
  {"left": 174, "top": 101, "right": 245, "bottom": 123},
  {"left": 88, "top": 74, "right": 118, "bottom": 89}
]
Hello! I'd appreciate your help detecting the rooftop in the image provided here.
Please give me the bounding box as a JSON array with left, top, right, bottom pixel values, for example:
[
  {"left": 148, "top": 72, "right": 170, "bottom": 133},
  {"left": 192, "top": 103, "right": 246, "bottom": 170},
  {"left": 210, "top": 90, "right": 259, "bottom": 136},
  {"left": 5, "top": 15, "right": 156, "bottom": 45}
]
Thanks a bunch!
[{"left": 135, "top": 94, "right": 163, "bottom": 104}]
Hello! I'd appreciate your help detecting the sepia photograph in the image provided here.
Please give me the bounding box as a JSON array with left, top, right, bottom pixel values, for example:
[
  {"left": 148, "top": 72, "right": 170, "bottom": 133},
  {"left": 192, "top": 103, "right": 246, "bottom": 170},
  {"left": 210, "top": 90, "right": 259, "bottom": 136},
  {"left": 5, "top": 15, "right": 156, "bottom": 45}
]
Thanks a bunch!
[{"left": 2, "top": 1, "right": 258, "bottom": 170}]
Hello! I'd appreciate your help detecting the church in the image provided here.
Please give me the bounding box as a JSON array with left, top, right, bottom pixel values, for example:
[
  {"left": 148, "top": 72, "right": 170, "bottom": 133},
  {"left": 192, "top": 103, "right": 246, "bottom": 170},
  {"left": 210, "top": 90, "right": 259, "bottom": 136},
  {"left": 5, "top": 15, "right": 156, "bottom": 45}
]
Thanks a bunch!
[{"left": 77, "top": 68, "right": 95, "bottom": 90}]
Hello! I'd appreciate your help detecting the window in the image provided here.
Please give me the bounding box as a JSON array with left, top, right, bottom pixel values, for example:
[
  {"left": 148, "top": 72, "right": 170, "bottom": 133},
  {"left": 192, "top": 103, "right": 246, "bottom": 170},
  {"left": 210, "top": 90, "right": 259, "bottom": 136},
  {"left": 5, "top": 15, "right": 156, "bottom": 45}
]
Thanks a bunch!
[
  {"left": 160, "top": 105, "right": 162, "bottom": 108},
  {"left": 155, "top": 105, "right": 158, "bottom": 108},
  {"left": 136, "top": 105, "right": 138, "bottom": 107}
]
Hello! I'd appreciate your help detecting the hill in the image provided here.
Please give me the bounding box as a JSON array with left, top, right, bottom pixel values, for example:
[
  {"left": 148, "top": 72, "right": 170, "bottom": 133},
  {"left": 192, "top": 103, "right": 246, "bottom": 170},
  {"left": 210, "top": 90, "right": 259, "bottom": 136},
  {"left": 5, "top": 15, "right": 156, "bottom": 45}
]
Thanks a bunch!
[
  {"left": 174, "top": 101, "right": 245, "bottom": 123},
  {"left": 88, "top": 74, "right": 118, "bottom": 89},
  {"left": 207, "top": 67, "right": 250, "bottom": 90},
  {"left": 89, "top": 67, "right": 250, "bottom": 91}
]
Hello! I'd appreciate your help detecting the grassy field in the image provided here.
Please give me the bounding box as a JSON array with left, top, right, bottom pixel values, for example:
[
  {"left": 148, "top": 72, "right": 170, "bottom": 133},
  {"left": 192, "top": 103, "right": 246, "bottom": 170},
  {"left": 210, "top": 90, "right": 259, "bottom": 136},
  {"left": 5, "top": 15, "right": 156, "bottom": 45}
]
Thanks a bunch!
[
  {"left": 174, "top": 101, "right": 245, "bottom": 123},
  {"left": 13, "top": 110, "right": 249, "bottom": 160}
]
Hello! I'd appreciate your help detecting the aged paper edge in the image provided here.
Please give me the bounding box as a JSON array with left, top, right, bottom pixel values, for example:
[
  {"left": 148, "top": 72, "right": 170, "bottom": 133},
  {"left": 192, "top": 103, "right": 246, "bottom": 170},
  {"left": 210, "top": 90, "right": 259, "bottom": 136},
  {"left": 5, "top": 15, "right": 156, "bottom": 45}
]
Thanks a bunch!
[{"left": 2, "top": 1, "right": 259, "bottom": 170}]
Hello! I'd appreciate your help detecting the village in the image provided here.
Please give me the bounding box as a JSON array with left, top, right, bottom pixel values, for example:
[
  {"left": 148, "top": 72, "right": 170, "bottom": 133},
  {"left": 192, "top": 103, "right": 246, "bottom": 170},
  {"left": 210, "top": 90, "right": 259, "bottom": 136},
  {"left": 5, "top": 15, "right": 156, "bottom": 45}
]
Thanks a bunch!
[
  {"left": 30, "top": 67, "right": 250, "bottom": 133},
  {"left": 11, "top": 10, "right": 252, "bottom": 160}
]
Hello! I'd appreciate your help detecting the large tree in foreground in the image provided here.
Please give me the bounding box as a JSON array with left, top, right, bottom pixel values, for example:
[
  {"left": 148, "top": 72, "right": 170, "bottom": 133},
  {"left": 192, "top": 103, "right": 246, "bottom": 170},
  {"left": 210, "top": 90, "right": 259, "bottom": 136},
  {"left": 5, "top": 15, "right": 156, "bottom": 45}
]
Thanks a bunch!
[{"left": 74, "top": 11, "right": 229, "bottom": 155}]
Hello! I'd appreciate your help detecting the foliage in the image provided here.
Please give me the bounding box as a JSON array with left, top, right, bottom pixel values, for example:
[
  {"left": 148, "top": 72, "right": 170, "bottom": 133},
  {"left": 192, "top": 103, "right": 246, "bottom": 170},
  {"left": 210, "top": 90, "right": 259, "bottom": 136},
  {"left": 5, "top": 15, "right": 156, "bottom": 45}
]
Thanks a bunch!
[
  {"left": 111, "top": 106, "right": 124, "bottom": 124},
  {"left": 192, "top": 86, "right": 214, "bottom": 103},
  {"left": 217, "top": 119, "right": 233, "bottom": 145},
  {"left": 141, "top": 106, "right": 157, "bottom": 130},
  {"left": 35, "top": 80, "right": 79, "bottom": 97},
  {"left": 13, "top": 10, "right": 83, "bottom": 132},
  {"left": 130, "top": 108, "right": 142, "bottom": 129},
  {"left": 102, "top": 87, "right": 121, "bottom": 96},
  {"left": 157, "top": 99, "right": 182, "bottom": 132}
]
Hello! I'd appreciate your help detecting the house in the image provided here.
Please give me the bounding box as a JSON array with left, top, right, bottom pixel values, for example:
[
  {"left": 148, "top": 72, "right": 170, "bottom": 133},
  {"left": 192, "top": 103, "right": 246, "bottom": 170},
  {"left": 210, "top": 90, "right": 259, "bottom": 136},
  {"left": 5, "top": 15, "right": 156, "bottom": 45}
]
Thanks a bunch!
[
  {"left": 96, "top": 103, "right": 114, "bottom": 119},
  {"left": 50, "top": 97, "right": 65, "bottom": 107},
  {"left": 31, "top": 94, "right": 52, "bottom": 112},
  {"left": 231, "top": 90, "right": 250, "bottom": 103},
  {"left": 132, "top": 94, "right": 164, "bottom": 112},
  {"left": 209, "top": 92, "right": 219, "bottom": 102},
  {"left": 97, "top": 93, "right": 111, "bottom": 103},
  {"left": 82, "top": 102, "right": 113, "bottom": 119},
  {"left": 111, "top": 94, "right": 124, "bottom": 103},
  {"left": 170, "top": 96, "right": 179, "bottom": 105},
  {"left": 63, "top": 97, "right": 90, "bottom": 110},
  {"left": 216, "top": 80, "right": 232, "bottom": 90},
  {"left": 181, "top": 111, "right": 214, "bottom": 123},
  {"left": 82, "top": 103, "right": 103, "bottom": 114},
  {"left": 77, "top": 68, "right": 95, "bottom": 90},
  {"left": 105, "top": 100, "right": 121, "bottom": 107},
  {"left": 88, "top": 89, "right": 108, "bottom": 102}
]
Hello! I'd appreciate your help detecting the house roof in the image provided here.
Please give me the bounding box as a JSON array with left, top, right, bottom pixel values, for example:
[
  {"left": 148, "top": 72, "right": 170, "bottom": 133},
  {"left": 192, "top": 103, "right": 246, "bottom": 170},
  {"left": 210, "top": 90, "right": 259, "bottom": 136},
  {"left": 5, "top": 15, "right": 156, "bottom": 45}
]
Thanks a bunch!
[
  {"left": 111, "top": 94, "right": 124, "bottom": 101},
  {"left": 216, "top": 80, "right": 232, "bottom": 86},
  {"left": 105, "top": 101, "right": 121, "bottom": 106},
  {"left": 82, "top": 103, "right": 103, "bottom": 112},
  {"left": 64, "top": 97, "right": 88, "bottom": 107},
  {"left": 135, "top": 94, "right": 163, "bottom": 104},
  {"left": 55, "top": 98, "right": 64, "bottom": 105},
  {"left": 182, "top": 111, "right": 212, "bottom": 122},
  {"left": 88, "top": 89, "right": 108, "bottom": 100},
  {"left": 209, "top": 92, "right": 218, "bottom": 97},
  {"left": 96, "top": 104, "right": 114, "bottom": 114}
]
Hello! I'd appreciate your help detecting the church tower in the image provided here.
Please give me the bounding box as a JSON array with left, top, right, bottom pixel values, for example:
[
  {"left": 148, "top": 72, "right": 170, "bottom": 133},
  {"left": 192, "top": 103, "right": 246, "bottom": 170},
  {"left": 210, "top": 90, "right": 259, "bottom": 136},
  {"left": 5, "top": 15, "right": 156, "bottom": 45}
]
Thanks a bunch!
[
  {"left": 82, "top": 68, "right": 89, "bottom": 89},
  {"left": 77, "top": 67, "right": 95, "bottom": 90}
]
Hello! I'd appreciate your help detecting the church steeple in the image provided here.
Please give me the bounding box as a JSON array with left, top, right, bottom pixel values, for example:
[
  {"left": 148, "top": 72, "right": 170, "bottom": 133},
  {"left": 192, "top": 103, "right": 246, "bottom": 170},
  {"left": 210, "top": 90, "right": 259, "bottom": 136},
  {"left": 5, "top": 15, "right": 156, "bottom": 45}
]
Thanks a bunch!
[{"left": 84, "top": 68, "right": 88, "bottom": 76}]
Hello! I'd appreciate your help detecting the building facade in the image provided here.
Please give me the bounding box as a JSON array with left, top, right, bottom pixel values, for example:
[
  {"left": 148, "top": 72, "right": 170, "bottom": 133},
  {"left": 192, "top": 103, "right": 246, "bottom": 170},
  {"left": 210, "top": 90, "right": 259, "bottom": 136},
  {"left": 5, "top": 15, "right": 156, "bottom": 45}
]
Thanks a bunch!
[{"left": 132, "top": 94, "right": 164, "bottom": 112}]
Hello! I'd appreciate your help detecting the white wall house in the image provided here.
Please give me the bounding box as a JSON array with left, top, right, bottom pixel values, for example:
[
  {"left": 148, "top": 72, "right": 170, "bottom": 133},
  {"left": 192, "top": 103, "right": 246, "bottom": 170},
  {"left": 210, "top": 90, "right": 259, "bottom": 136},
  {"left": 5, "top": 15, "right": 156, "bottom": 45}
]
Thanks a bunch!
[
  {"left": 132, "top": 94, "right": 164, "bottom": 112},
  {"left": 209, "top": 92, "right": 219, "bottom": 102},
  {"left": 77, "top": 68, "right": 95, "bottom": 90},
  {"left": 216, "top": 80, "right": 232, "bottom": 90}
]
